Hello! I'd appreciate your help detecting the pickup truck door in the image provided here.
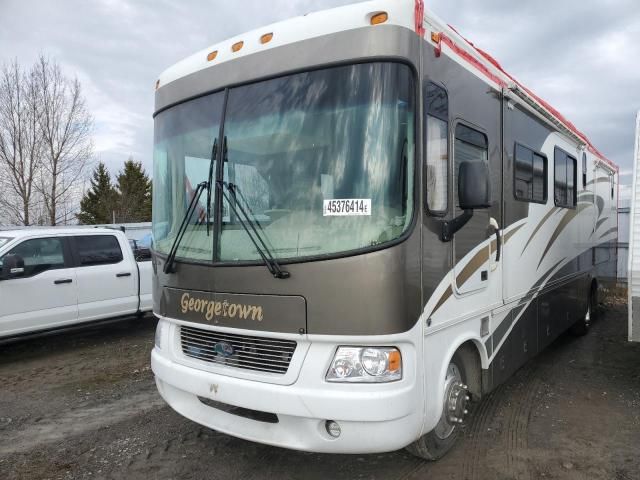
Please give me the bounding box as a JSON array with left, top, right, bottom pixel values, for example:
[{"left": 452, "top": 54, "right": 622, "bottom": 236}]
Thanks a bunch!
[
  {"left": 0, "top": 236, "right": 78, "bottom": 337},
  {"left": 71, "top": 234, "right": 138, "bottom": 321}
]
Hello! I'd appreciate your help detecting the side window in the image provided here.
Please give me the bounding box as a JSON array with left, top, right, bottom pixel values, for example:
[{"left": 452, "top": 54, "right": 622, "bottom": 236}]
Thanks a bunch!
[
  {"left": 425, "top": 83, "right": 449, "bottom": 214},
  {"left": 75, "top": 235, "right": 123, "bottom": 266},
  {"left": 0, "top": 237, "right": 65, "bottom": 277},
  {"left": 554, "top": 148, "right": 577, "bottom": 208},
  {"left": 455, "top": 124, "right": 488, "bottom": 181},
  {"left": 582, "top": 152, "right": 587, "bottom": 188},
  {"left": 514, "top": 143, "right": 547, "bottom": 203}
]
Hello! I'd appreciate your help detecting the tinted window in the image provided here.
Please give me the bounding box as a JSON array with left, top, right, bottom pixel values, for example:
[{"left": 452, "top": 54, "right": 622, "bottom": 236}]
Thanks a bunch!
[
  {"left": 455, "top": 124, "right": 487, "bottom": 167},
  {"left": 554, "top": 148, "right": 576, "bottom": 208},
  {"left": 425, "top": 83, "right": 449, "bottom": 213},
  {"left": 514, "top": 143, "right": 547, "bottom": 203},
  {"left": 0, "top": 237, "right": 65, "bottom": 277},
  {"left": 75, "top": 235, "right": 123, "bottom": 266},
  {"left": 582, "top": 152, "right": 587, "bottom": 188}
]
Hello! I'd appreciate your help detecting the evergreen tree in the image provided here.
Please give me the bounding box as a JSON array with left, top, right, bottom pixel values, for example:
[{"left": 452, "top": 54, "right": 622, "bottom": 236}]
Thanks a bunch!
[
  {"left": 115, "top": 157, "right": 152, "bottom": 222},
  {"left": 76, "top": 162, "right": 117, "bottom": 224}
]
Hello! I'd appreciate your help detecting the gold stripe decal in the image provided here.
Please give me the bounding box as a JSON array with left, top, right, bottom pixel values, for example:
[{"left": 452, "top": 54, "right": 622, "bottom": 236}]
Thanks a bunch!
[
  {"left": 430, "top": 223, "right": 525, "bottom": 317},
  {"left": 520, "top": 207, "right": 560, "bottom": 257},
  {"left": 431, "top": 285, "right": 453, "bottom": 316},
  {"left": 536, "top": 203, "right": 589, "bottom": 269}
]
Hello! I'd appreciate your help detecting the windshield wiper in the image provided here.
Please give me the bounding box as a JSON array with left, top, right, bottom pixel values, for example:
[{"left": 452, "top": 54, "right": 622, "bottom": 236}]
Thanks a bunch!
[
  {"left": 206, "top": 138, "right": 218, "bottom": 236},
  {"left": 163, "top": 181, "right": 208, "bottom": 274},
  {"left": 217, "top": 180, "right": 290, "bottom": 279}
]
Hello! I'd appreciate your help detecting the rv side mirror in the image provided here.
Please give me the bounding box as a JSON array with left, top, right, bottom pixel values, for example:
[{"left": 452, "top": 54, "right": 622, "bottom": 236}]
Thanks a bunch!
[
  {"left": 458, "top": 161, "right": 491, "bottom": 210},
  {"left": 439, "top": 161, "right": 491, "bottom": 242},
  {"left": 1, "top": 254, "right": 25, "bottom": 280}
]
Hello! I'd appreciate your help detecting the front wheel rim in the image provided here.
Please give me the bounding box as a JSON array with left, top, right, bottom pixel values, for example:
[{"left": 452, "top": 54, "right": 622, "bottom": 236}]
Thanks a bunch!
[{"left": 434, "top": 362, "right": 469, "bottom": 440}]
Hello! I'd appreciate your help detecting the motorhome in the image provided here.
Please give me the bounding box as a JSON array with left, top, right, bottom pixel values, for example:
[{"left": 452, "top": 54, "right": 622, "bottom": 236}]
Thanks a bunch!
[{"left": 150, "top": 0, "right": 619, "bottom": 460}]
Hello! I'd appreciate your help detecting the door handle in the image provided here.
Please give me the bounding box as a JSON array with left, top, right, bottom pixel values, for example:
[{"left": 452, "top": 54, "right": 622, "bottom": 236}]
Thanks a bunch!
[
  {"left": 116, "top": 272, "right": 132, "bottom": 278},
  {"left": 54, "top": 279, "right": 73, "bottom": 285},
  {"left": 489, "top": 217, "right": 501, "bottom": 262}
]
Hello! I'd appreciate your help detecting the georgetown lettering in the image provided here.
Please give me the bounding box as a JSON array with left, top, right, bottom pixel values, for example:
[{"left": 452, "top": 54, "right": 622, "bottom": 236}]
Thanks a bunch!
[{"left": 180, "top": 293, "right": 264, "bottom": 322}]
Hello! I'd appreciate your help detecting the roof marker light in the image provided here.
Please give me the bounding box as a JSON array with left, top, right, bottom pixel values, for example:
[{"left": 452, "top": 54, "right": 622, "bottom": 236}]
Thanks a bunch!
[
  {"left": 260, "top": 33, "right": 273, "bottom": 44},
  {"left": 431, "top": 32, "right": 441, "bottom": 43},
  {"left": 206, "top": 50, "right": 218, "bottom": 62},
  {"left": 232, "top": 41, "right": 244, "bottom": 52},
  {"left": 370, "top": 12, "right": 388, "bottom": 25}
]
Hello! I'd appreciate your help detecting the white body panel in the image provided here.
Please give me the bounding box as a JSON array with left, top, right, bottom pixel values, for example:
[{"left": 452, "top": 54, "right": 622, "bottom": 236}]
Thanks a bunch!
[
  {"left": 629, "top": 111, "right": 640, "bottom": 342},
  {"left": 75, "top": 240, "right": 138, "bottom": 322},
  {"left": 0, "top": 228, "right": 151, "bottom": 339},
  {"left": 0, "top": 267, "right": 78, "bottom": 336}
]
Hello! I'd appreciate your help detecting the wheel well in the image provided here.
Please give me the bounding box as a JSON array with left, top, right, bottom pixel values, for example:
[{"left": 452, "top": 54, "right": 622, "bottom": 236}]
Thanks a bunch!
[{"left": 455, "top": 341, "right": 482, "bottom": 401}]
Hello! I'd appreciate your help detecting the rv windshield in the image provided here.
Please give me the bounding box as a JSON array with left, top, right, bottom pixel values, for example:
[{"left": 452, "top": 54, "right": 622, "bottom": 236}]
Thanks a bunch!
[{"left": 153, "top": 62, "right": 415, "bottom": 263}]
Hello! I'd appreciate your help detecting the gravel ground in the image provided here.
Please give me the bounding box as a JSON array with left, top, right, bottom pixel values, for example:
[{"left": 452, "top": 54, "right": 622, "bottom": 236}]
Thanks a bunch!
[{"left": 1, "top": 301, "right": 639, "bottom": 480}]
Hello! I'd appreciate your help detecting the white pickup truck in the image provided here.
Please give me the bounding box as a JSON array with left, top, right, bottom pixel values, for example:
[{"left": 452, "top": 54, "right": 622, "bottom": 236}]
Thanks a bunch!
[{"left": 0, "top": 228, "right": 152, "bottom": 340}]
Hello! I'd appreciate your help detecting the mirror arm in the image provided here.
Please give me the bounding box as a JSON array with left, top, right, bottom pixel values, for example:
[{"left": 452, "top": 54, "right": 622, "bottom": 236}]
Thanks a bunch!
[{"left": 439, "top": 209, "right": 473, "bottom": 242}]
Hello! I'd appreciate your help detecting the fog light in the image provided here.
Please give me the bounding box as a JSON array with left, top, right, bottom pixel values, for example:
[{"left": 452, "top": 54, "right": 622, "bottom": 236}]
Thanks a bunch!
[{"left": 325, "top": 420, "right": 341, "bottom": 438}]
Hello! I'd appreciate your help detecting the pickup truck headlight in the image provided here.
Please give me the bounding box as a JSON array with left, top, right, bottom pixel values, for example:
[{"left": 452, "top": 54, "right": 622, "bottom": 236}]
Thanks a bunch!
[{"left": 326, "top": 346, "right": 402, "bottom": 383}]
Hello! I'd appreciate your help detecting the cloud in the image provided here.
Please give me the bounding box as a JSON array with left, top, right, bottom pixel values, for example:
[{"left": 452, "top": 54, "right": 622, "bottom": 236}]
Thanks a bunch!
[{"left": 1, "top": 0, "right": 637, "bottom": 182}]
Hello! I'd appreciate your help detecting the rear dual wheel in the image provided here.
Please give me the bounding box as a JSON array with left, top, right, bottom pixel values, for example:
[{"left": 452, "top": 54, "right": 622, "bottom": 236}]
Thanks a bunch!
[
  {"left": 571, "top": 283, "right": 597, "bottom": 336},
  {"left": 406, "top": 353, "right": 470, "bottom": 461}
]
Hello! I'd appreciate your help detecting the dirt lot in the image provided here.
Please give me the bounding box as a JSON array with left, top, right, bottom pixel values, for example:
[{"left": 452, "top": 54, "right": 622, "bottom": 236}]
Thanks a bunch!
[{"left": 1, "top": 301, "right": 639, "bottom": 480}]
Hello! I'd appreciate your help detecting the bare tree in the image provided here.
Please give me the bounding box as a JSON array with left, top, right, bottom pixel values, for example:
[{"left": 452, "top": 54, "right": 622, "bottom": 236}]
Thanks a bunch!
[
  {"left": 0, "top": 60, "right": 43, "bottom": 225},
  {"left": 35, "top": 55, "right": 93, "bottom": 225}
]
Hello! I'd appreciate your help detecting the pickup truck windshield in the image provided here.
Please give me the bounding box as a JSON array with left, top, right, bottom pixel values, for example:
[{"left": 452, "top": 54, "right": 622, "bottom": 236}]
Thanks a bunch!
[{"left": 153, "top": 62, "right": 415, "bottom": 263}]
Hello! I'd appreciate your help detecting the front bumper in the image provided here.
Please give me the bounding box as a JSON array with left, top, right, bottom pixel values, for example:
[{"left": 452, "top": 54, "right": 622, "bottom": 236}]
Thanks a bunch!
[{"left": 151, "top": 334, "right": 423, "bottom": 453}]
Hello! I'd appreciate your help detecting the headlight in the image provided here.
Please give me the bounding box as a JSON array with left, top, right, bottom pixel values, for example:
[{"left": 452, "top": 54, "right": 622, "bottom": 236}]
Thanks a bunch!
[
  {"left": 326, "top": 346, "right": 402, "bottom": 383},
  {"left": 154, "top": 319, "right": 167, "bottom": 350}
]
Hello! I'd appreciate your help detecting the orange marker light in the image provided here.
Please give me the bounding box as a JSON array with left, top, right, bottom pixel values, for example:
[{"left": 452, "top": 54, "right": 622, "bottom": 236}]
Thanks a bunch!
[
  {"left": 370, "top": 12, "right": 388, "bottom": 25},
  {"left": 431, "top": 31, "right": 441, "bottom": 43},
  {"left": 232, "top": 41, "right": 244, "bottom": 52},
  {"left": 260, "top": 33, "right": 273, "bottom": 44},
  {"left": 388, "top": 350, "right": 401, "bottom": 372},
  {"left": 206, "top": 50, "right": 218, "bottom": 62}
]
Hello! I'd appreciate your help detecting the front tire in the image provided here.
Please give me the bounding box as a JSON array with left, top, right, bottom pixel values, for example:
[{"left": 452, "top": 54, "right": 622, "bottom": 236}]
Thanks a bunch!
[{"left": 406, "top": 353, "right": 469, "bottom": 461}]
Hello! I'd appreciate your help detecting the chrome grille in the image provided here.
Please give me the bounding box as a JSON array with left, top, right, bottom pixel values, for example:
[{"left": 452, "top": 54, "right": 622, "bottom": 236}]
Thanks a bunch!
[{"left": 180, "top": 326, "right": 297, "bottom": 374}]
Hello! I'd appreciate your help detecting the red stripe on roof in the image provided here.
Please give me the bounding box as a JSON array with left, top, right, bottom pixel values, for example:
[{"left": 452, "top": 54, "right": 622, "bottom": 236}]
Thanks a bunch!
[
  {"left": 436, "top": 25, "right": 618, "bottom": 172},
  {"left": 414, "top": 0, "right": 425, "bottom": 37},
  {"left": 439, "top": 33, "right": 506, "bottom": 88}
]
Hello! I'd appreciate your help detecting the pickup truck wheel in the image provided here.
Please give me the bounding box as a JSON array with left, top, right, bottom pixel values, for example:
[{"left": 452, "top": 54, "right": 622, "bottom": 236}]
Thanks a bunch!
[{"left": 406, "top": 353, "right": 469, "bottom": 461}]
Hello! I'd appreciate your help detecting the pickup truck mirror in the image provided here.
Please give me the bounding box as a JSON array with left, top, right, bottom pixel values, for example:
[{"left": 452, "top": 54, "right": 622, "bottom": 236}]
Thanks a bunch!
[{"left": 1, "top": 254, "right": 25, "bottom": 280}]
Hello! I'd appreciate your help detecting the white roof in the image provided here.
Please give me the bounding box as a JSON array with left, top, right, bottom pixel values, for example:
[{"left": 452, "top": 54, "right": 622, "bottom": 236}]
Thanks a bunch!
[
  {"left": 0, "top": 227, "right": 120, "bottom": 239},
  {"left": 157, "top": 0, "right": 415, "bottom": 88}
]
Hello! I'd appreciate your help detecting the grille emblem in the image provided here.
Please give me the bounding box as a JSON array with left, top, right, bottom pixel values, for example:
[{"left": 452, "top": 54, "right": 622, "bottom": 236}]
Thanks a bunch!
[{"left": 214, "top": 341, "right": 235, "bottom": 357}]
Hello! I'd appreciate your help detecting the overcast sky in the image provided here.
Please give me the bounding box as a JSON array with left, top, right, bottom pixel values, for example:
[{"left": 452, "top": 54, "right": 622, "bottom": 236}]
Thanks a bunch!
[{"left": 1, "top": 0, "right": 638, "bottom": 193}]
